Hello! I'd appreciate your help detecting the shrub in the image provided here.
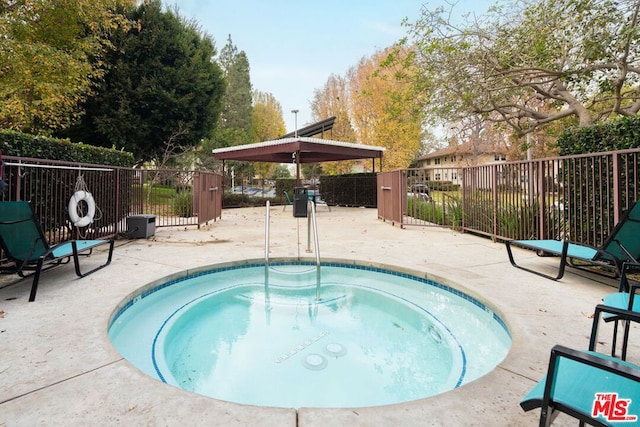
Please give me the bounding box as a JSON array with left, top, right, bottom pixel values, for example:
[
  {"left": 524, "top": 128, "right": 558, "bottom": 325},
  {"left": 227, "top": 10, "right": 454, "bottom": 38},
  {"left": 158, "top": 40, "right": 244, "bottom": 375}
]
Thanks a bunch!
[
  {"left": 0, "top": 129, "right": 135, "bottom": 166},
  {"left": 173, "top": 190, "right": 193, "bottom": 217},
  {"left": 557, "top": 116, "right": 640, "bottom": 155}
]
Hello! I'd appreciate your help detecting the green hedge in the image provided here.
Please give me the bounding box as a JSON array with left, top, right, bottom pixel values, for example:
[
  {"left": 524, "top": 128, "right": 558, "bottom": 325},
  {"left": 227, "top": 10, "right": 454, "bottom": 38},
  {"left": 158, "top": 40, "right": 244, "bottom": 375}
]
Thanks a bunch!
[
  {"left": 275, "top": 178, "right": 297, "bottom": 198},
  {"left": 0, "top": 129, "right": 135, "bottom": 167},
  {"left": 557, "top": 116, "right": 640, "bottom": 155},
  {"left": 556, "top": 117, "right": 640, "bottom": 246},
  {"left": 271, "top": 174, "right": 379, "bottom": 208},
  {"left": 223, "top": 193, "right": 282, "bottom": 208},
  {"left": 320, "top": 173, "right": 376, "bottom": 207},
  {"left": 422, "top": 180, "right": 460, "bottom": 192}
]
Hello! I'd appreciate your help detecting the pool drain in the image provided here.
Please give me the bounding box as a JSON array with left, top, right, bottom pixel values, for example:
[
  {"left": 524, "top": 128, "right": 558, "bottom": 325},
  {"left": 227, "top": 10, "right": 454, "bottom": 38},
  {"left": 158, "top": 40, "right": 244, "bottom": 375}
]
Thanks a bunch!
[
  {"left": 324, "top": 342, "right": 347, "bottom": 358},
  {"left": 274, "top": 330, "right": 330, "bottom": 363},
  {"left": 303, "top": 353, "right": 328, "bottom": 370}
]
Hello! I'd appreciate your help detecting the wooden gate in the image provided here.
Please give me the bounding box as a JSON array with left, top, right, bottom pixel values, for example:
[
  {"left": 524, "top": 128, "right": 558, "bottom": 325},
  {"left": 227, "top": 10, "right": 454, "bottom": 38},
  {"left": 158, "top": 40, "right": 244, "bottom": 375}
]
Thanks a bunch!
[
  {"left": 194, "top": 171, "right": 222, "bottom": 225},
  {"left": 377, "top": 170, "right": 406, "bottom": 227}
]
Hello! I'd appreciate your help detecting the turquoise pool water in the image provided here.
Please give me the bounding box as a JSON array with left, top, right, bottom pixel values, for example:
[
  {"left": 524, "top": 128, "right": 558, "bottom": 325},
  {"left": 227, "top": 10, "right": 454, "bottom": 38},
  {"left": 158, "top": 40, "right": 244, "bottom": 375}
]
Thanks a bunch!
[{"left": 109, "top": 262, "right": 511, "bottom": 409}]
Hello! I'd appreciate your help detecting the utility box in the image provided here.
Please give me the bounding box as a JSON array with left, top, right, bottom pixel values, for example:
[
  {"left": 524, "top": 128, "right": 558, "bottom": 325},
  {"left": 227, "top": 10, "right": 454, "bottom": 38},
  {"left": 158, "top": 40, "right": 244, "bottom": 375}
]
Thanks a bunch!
[
  {"left": 293, "top": 187, "right": 308, "bottom": 218},
  {"left": 127, "top": 214, "right": 156, "bottom": 239}
]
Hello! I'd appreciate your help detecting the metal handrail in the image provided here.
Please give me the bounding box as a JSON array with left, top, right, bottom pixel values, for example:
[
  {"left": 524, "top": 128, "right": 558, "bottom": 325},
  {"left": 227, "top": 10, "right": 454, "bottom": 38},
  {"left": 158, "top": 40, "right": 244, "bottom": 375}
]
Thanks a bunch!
[
  {"left": 264, "top": 201, "right": 270, "bottom": 303},
  {"left": 309, "top": 201, "right": 322, "bottom": 302}
]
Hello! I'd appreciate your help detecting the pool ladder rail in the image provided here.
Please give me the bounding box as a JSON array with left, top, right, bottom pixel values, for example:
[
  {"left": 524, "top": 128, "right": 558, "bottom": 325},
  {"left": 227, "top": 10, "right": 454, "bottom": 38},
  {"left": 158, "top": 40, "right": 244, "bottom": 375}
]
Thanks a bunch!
[{"left": 264, "top": 200, "right": 322, "bottom": 302}]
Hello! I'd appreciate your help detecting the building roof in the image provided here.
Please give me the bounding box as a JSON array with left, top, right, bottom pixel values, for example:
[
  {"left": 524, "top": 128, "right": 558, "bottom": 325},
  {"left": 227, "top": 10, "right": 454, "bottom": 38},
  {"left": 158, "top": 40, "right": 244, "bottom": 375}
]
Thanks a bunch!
[
  {"left": 212, "top": 137, "right": 385, "bottom": 164},
  {"left": 417, "top": 141, "right": 509, "bottom": 160}
]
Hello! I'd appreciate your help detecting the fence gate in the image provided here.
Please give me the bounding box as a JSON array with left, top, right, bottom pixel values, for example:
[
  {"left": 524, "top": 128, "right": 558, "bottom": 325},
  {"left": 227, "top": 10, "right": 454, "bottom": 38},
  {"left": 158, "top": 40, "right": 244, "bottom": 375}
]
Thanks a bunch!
[
  {"left": 377, "top": 170, "right": 406, "bottom": 226},
  {"left": 195, "top": 171, "right": 222, "bottom": 225}
]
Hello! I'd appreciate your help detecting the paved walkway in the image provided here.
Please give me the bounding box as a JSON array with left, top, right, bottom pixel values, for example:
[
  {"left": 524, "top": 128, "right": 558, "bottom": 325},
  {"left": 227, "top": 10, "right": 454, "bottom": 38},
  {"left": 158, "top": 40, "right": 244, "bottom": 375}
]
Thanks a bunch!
[{"left": 0, "top": 206, "right": 633, "bottom": 426}]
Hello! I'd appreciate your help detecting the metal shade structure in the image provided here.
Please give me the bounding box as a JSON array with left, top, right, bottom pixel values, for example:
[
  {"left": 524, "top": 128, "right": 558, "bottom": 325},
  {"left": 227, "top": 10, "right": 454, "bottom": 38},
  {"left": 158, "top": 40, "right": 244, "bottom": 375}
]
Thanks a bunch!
[
  {"left": 278, "top": 116, "right": 336, "bottom": 139},
  {"left": 212, "top": 137, "right": 385, "bottom": 183}
]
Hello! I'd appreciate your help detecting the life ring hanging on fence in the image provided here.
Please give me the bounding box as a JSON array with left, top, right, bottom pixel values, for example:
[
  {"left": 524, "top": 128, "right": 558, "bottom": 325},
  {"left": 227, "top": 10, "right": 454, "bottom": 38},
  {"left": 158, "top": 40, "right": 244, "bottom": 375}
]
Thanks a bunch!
[{"left": 68, "top": 190, "right": 96, "bottom": 227}]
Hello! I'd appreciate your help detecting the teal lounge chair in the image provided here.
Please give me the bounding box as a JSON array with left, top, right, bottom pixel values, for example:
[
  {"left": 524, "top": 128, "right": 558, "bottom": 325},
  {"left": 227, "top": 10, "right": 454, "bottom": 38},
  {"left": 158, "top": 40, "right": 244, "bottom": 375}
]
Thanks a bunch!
[
  {"left": 505, "top": 202, "right": 640, "bottom": 280},
  {"left": 521, "top": 305, "right": 640, "bottom": 426},
  {"left": 0, "top": 201, "right": 114, "bottom": 301}
]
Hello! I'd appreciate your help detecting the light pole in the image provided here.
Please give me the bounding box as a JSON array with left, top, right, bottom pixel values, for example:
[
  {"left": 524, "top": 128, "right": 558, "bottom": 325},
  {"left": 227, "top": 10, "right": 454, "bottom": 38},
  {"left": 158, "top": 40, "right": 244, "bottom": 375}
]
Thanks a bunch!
[{"left": 291, "top": 109, "right": 299, "bottom": 138}]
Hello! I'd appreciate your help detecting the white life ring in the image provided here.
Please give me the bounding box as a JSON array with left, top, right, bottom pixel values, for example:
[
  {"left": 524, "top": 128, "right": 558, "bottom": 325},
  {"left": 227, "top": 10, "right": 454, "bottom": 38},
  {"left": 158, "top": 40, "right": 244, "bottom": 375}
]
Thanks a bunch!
[{"left": 68, "top": 190, "right": 96, "bottom": 227}]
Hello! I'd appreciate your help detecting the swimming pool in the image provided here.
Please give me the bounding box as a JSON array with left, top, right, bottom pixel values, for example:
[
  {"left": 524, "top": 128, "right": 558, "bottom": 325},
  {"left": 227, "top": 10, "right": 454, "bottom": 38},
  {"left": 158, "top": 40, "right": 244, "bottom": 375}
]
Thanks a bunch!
[{"left": 108, "top": 260, "right": 511, "bottom": 409}]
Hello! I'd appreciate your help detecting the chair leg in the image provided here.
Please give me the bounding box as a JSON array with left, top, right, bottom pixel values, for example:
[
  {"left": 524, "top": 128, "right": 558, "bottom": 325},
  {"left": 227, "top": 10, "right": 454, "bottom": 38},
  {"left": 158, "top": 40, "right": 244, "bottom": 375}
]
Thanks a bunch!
[
  {"left": 612, "top": 319, "right": 619, "bottom": 358},
  {"left": 28, "top": 258, "right": 45, "bottom": 302},
  {"left": 505, "top": 241, "right": 568, "bottom": 280},
  {"left": 622, "top": 319, "right": 631, "bottom": 361},
  {"left": 71, "top": 239, "right": 114, "bottom": 278}
]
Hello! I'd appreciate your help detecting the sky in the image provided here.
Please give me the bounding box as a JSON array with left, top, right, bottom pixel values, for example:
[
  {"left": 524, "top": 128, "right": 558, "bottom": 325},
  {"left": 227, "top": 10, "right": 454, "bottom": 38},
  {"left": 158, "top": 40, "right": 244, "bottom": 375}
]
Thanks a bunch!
[{"left": 166, "top": 1, "right": 495, "bottom": 134}]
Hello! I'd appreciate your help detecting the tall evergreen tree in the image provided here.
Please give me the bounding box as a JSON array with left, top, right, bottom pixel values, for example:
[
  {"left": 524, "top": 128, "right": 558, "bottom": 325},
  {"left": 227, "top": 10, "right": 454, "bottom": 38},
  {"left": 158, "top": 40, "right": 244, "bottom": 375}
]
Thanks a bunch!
[
  {"left": 206, "top": 35, "right": 255, "bottom": 183},
  {"left": 211, "top": 35, "right": 253, "bottom": 147},
  {"left": 60, "top": 0, "right": 224, "bottom": 163}
]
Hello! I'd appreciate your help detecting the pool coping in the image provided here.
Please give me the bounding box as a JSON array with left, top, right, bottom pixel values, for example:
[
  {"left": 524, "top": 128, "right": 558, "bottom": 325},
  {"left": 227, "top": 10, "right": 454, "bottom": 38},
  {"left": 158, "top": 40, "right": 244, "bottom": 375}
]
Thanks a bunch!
[{"left": 108, "top": 257, "right": 512, "bottom": 409}]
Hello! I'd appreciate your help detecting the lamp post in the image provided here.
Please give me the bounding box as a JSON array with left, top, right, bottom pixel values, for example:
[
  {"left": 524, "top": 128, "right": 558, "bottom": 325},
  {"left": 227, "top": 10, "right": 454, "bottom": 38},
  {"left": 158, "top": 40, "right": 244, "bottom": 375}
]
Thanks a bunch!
[{"left": 291, "top": 109, "right": 299, "bottom": 138}]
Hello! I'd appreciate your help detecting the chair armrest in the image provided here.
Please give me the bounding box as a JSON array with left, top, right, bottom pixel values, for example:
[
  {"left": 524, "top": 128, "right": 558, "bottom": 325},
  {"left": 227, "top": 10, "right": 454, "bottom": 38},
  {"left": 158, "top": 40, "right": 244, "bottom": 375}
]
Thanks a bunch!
[
  {"left": 618, "top": 261, "right": 640, "bottom": 292},
  {"left": 594, "top": 304, "right": 640, "bottom": 323},
  {"left": 551, "top": 344, "right": 640, "bottom": 378},
  {"left": 629, "top": 282, "right": 640, "bottom": 308},
  {"left": 590, "top": 304, "right": 640, "bottom": 351},
  {"left": 624, "top": 261, "right": 640, "bottom": 269}
]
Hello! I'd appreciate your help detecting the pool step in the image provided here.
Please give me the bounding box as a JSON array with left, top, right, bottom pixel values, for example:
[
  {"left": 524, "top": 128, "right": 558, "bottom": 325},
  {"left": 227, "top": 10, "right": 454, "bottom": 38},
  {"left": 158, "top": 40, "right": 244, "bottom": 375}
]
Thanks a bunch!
[
  {"left": 237, "top": 285, "right": 347, "bottom": 307},
  {"left": 266, "top": 264, "right": 318, "bottom": 287}
]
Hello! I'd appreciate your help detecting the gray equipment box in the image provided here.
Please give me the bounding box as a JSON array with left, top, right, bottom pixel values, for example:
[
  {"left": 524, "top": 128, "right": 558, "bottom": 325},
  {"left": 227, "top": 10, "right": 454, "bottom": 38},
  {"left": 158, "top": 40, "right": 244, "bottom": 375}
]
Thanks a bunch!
[{"left": 127, "top": 214, "right": 156, "bottom": 239}]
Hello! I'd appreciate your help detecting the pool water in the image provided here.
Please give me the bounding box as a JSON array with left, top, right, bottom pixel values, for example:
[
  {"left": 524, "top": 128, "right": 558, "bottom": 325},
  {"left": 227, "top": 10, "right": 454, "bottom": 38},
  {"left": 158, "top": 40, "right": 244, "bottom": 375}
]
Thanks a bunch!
[{"left": 109, "top": 262, "right": 511, "bottom": 408}]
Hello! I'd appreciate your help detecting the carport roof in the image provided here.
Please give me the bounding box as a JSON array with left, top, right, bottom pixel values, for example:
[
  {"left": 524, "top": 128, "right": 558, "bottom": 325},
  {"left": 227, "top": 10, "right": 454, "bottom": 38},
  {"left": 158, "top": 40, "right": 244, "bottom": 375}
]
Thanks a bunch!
[{"left": 212, "top": 137, "right": 385, "bottom": 163}]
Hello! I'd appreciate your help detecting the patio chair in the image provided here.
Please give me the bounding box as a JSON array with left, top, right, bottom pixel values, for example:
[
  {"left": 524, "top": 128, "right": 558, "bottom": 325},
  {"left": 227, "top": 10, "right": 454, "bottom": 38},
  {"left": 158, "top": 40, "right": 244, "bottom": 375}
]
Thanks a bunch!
[
  {"left": 600, "top": 262, "right": 640, "bottom": 360},
  {"left": 314, "top": 197, "right": 331, "bottom": 211},
  {"left": 308, "top": 189, "right": 331, "bottom": 212},
  {"left": 0, "top": 201, "right": 114, "bottom": 301},
  {"left": 505, "top": 201, "right": 640, "bottom": 280},
  {"left": 521, "top": 305, "right": 640, "bottom": 426},
  {"left": 282, "top": 191, "right": 292, "bottom": 212}
]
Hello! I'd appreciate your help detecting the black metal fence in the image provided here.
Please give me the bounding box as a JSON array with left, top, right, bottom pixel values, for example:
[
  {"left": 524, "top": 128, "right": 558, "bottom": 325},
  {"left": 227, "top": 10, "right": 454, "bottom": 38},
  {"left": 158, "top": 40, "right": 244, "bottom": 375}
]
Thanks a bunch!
[
  {"left": 378, "top": 148, "right": 640, "bottom": 248},
  {"left": 0, "top": 156, "right": 222, "bottom": 244}
]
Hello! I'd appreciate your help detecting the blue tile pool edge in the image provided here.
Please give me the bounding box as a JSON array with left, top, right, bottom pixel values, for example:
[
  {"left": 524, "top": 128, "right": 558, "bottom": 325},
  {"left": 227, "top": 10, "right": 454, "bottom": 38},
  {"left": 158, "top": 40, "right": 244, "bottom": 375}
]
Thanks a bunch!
[{"left": 108, "top": 258, "right": 512, "bottom": 340}]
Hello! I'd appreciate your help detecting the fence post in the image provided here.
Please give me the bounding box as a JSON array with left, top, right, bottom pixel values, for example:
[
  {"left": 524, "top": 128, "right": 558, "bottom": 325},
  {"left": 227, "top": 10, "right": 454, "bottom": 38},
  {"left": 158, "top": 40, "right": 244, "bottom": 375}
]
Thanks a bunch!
[
  {"left": 492, "top": 163, "right": 499, "bottom": 240},
  {"left": 612, "top": 152, "right": 621, "bottom": 224},
  {"left": 537, "top": 160, "right": 545, "bottom": 240}
]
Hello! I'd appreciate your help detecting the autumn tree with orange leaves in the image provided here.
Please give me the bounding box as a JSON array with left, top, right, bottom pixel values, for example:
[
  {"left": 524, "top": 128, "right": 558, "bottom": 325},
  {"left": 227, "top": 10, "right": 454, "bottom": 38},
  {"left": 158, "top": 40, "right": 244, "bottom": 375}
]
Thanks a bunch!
[
  {"left": 349, "top": 47, "right": 425, "bottom": 171},
  {"left": 252, "top": 90, "right": 286, "bottom": 183},
  {"left": 311, "top": 48, "right": 426, "bottom": 173},
  {"left": 310, "top": 74, "right": 358, "bottom": 175}
]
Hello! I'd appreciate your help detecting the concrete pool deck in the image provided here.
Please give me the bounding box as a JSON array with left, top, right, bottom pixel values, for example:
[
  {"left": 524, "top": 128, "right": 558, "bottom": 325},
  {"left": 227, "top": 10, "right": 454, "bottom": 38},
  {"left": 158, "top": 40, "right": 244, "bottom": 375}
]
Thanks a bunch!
[{"left": 0, "top": 206, "right": 636, "bottom": 426}]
